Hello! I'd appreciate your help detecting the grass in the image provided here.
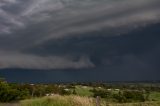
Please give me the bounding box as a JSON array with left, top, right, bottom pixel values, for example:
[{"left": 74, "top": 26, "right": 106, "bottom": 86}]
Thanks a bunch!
[
  {"left": 14, "top": 86, "right": 160, "bottom": 106},
  {"left": 107, "top": 101, "right": 160, "bottom": 106},
  {"left": 20, "top": 94, "right": 160, "bottom": 106},
  {"left": 75, "top": 85, "right": 93, "bottom": 97},
  {"left": 0, "top": 103, "right": 19, "bottom": 106},
  {"left": 149, "top": 92, "right": 160, "bottom": 101},
  {"left": 20, "top": 95, "right": 96, "bottom": 106}
]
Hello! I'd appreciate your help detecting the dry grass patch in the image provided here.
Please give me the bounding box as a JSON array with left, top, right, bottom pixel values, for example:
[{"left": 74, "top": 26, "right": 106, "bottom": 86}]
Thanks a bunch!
[{"left": 20, "top": 95, "right": 95, "bottom": 106}]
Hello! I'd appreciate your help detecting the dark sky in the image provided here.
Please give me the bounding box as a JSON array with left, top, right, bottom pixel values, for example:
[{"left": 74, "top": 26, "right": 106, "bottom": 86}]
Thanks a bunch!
[{"left": 0, "top": 0, "right": 160, "bottom": 83}]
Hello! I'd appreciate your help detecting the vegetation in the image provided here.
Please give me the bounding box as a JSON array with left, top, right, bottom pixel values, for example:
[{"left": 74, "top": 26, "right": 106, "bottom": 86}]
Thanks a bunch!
[
  {"left": 20, "top": 95, "right": 95, "bottom": 106},
  {"left": 20, "top": 95, "right": 160, "bottom": 106},
  {"left": 0, "top": 79, "right": 29, "bottom": 102},
  {"left": 0, "top": 77, "right": 160, "bottom": 106}
]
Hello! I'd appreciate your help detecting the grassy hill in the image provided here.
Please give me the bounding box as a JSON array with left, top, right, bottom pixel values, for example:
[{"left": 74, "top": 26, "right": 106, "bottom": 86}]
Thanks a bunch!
[
  {"left": 20, "top": 95, "right": 160, "bottom": 106},
  {"left": 20, "top": 95, "right": 96, "bottom": 106}
]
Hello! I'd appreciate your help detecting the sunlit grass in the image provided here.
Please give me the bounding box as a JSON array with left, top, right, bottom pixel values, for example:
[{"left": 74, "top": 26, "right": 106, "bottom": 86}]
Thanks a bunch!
[
  {"left": 20, "top": 94, "right": 160, "bottom": 106},
  {"left": 75, "top": 85, "right": 94, "bottom": 97},
  {"left": 20, "top": 95, "right": 95, "bottom": 106}
]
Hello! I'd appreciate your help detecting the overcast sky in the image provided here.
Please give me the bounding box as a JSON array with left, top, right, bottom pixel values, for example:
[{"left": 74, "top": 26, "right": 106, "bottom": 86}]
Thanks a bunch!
[{"left": 0, "top": 0, "right": 160, "bottom": 82}]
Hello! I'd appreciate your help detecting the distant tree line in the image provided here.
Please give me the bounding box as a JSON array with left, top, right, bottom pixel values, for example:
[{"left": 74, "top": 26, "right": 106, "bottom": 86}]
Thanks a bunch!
[{"left": 91, "top": 89, "right": 147, "bottom": 103}]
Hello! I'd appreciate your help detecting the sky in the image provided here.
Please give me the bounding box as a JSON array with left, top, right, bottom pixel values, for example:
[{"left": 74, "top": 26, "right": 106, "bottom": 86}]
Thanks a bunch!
[{"left": 0, "top": 0, "right": 160, "bottom": 83}]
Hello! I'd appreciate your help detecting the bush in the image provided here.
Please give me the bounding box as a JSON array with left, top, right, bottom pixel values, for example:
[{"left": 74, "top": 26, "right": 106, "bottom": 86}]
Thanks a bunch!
[
  {"left": 92, "top": 89, "right": 112, "bottom": 98},
  {"left": 113, "top": 92, "right": 127, "bottom": 103},
  {"left": 0, "top": 80, "right": 30, "bottom": 102},
  {"left": 123, "top": 90, "right": 145, "bottom": 102}
]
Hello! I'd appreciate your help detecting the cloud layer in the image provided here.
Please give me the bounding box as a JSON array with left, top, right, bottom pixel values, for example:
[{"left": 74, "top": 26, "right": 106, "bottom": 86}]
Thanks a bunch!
[
  {"left": 1, "top": 0, "right": 160, "bottom": 36},
  {"left": 0, "top": 0, "right": 160, "bottom": 70},
  {"left": 0, "top": 51, "right": 94, "bottom": 69}
]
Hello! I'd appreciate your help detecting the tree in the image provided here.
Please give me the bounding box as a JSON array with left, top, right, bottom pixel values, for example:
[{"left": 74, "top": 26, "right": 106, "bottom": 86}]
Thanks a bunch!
[{"left": 72, "top": 89, "right": 77, "bottom": 95}]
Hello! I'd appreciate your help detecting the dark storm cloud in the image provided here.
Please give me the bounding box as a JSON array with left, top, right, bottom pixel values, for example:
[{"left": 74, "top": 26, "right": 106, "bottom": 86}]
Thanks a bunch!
[
  {"left": 0, "top": 0, "right": 160, "bottom": 70},
  {"left": 0, "top": 51, "right": 94, "bottom": 69}
]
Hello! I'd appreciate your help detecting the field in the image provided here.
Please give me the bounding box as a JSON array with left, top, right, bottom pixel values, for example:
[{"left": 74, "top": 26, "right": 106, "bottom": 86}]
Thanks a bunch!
[
  {"left": 74, "top": 85, "right": 94, "bottom": 96},
  {"left": 19, "top": 85, "right": 160, "bottom": 106},
  {"left": 20, "top": 95, "right": 160, "bottom": 106},
  {"left": 20, "top": 95, "right": 95, "bottom": 106},
  {"left": 1, "top": 81, "right": 160, "bottom": 106}
]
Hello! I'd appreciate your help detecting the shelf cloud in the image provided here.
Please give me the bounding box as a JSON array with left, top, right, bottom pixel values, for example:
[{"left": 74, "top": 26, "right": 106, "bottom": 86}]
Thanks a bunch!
[
  {"left": 0, "top": 0, "right": 160, "bottom": 72},
  {"left": 0, "top": 51, "right": 94, "bottom": 69}
]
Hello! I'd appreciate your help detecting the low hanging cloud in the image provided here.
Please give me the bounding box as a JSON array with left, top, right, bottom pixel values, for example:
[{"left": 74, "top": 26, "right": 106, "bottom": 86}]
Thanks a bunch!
[{"left": 0, "top": 51, "right": 94, "bottom": 69}]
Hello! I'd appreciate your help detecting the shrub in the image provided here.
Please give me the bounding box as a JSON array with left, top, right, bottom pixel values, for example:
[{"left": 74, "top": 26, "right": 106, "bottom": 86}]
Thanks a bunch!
[
  {"left": 92, "top": 89, "right": 112, "bottom": 98},
  {"left": 123, "top": 90, "right": 145, "bottom": 102}
]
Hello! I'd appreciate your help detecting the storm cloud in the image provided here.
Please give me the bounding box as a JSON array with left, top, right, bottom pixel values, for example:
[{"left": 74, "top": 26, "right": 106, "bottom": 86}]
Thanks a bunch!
[
  {"left": 0, "top": 51, "right": 94, "bottom": 69},
  {"left": 0, "top": 0, "right": 160, "bottom": 81}
]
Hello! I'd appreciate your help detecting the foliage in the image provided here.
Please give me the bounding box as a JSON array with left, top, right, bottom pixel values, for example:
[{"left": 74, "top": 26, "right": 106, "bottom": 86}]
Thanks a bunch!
[
  {"left": 0, "top": 81, "right": 30, "bottom": 102},
  {"left": 91, "top": 88, "right": 147, "bottom": 103},
  {"left": 123, "top": 90, "right": 145, "bottom": 102},
  {"left": 0, "top": 77, "right": 160, "bottom": 104},
  {"left": 92, "top": 89, "right": 112, "bottom": 98}
]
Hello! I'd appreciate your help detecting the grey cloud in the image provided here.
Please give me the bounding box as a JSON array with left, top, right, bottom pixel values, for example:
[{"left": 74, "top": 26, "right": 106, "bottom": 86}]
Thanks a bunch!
[
  {"left": 0, "top": 0, "right": 160, "bottom": 70},
  {"left": 1, "top": 0, "right": 160, "bottom": 38},
  {"left": 0, "top": 0, "right": 24, "bottom": 34},
  {"left": 25, "top": 0, "right": 160, "bottom": 44},
  {"left": 0, "top": 51, "right": 94, "bottom": 69}
]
